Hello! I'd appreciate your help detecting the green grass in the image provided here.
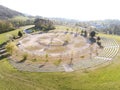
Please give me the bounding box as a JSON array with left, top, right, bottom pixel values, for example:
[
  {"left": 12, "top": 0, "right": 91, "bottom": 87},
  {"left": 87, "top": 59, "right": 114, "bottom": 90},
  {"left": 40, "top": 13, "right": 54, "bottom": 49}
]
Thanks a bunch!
[
  {"left": 98, "top": 33, "right": 120, "bottom": 42},
  {"left": 55, "top": 25, "right": 81, "bottom": 32},
  {"left": 12, "top": 16, "right": 30, "bottom": 21},
  {"left": 1, "top": 56, "right": 120, "bottom": 90},
  {"left": 0, "top": 25, "right": 34, "bottom": 44},
  {"left": 0, "top": 26, "right": 120, "bottom": 90}
]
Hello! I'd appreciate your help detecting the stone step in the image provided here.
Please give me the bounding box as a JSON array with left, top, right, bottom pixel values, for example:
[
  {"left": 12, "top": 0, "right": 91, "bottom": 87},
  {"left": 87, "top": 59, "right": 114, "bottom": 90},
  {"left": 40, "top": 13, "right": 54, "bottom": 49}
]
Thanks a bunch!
[
  {"left": 0, "top": 47, "right": 5, "bottom": 50},
  {"left": 98, "top": 47, "right": 118, "bottom": 58},
  {"left": 0, "top": 53, "right": 10, "bottom": 59},
  {"left": 62, "top": 64, "right": 74, "bottom": 72},
  {"left": 0, "top": 49, "right": 7, "bottom": 54}
]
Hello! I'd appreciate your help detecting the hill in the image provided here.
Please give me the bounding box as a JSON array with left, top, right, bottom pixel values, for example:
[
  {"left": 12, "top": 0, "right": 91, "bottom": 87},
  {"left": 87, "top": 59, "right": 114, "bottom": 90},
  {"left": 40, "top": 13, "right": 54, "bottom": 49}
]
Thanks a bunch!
[{"left": 0, "top": 5, "right": 24, "bottom": 19}]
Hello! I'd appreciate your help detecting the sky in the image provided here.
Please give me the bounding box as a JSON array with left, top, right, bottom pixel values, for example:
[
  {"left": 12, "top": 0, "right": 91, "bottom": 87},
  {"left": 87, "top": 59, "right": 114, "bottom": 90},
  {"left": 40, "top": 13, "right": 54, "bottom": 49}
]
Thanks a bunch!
[{"left": 0, "top": 0, "right": 120, "bottom": 21}]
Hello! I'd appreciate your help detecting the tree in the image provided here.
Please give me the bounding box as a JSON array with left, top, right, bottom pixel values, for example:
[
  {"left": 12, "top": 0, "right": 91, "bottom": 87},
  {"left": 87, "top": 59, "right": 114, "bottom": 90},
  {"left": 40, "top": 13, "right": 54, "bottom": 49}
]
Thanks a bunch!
[
  {"left": 97, "top": 36, "right": 101, "bottom": 41},
  {"left": 18, "top": 31, "right": 22, "bottom": 37},
  {"left": 84, "top": 30, "right": 87, "bottom": 37},
  {"left": 34, "top": 18, "right": 55, "bottom": 31},
  {"left": 81, "top": 30, "right": 84, "bottom": 36},
  {"left": 90, "top": 31, "right": 96, "bottom": 37}
]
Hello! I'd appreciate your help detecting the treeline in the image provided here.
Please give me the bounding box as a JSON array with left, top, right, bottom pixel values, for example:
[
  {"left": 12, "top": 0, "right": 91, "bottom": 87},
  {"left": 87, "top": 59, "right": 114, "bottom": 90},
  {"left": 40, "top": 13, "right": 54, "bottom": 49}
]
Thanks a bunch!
[
  {"left": 0, "top": 19, "right": 34, "bottom": 33},
  {"left": 97, "top": 23, "right": 120, "bottom": 35},
  {"left": 10, "top": 19, "right": 34, "bottom": 27},
  {"left": 76, "top": 20, "right": 120, "bottom": 35},
  {"left": 0, "top": 18, "right": 55, "bottom": 34},
  {"left": 96, "top": 20, "right": 120, "bottom": 35},
  {"left": 0, "top": 20, "right": 14, "bottom": 33},
  {"left": 92, "top": 20, "right": 120, "bottom": 35},
  {"left": 34, "top": 18, "right": 55, "bottom": 31}
]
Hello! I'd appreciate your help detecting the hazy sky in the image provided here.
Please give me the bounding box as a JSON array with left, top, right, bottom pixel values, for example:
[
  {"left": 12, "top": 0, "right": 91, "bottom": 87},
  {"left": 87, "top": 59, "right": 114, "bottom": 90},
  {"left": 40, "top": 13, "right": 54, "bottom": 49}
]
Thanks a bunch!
[{"left": 0, "top": 0, "right": 120, "bottom": 20}]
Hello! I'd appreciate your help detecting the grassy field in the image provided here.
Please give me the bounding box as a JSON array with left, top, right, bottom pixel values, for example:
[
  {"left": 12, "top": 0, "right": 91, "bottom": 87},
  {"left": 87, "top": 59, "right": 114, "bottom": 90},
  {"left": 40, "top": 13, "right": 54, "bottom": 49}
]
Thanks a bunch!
[
  {"left": 0, "top": 26, "right": 120, "bottom": 90},
  {"left": 0, "top": 25, "right": 34, "bottom": 44},
  {"left": 12, "top": 16, "right": 30, "bottom": 21},
  {"left": 55, "top": 25, "right": 80, "bottom": 32}
]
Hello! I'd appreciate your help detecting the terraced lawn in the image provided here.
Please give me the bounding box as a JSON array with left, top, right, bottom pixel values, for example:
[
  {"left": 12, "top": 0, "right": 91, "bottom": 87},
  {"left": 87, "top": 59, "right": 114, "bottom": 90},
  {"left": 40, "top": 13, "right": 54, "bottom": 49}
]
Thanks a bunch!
[{"left": 0, "top": 26, "right": 120, "bottom": 90}]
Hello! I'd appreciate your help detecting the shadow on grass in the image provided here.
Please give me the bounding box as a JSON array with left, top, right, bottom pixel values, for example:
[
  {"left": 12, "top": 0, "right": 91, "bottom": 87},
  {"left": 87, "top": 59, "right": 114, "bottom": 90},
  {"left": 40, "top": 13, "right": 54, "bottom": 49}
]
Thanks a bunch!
[
  {"left": 39, "top": 60, "right": 48, "bottom": 68},
  {"left": 17, "top": 58, "right": 27, "bottom": 63}
]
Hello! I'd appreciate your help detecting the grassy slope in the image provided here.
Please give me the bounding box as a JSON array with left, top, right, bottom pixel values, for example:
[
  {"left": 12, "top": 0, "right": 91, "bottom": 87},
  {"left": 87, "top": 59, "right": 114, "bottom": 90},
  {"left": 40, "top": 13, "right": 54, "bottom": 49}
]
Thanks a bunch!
[
  {"left": 0, "top": 25, "right": 34, "bottom": 44},
  {"left": 12, "top": 16, "right": 29, "bottom": 21},
  {"left": 0, "top": 27, "right": 120, "bottom": 90},
  {"left": 11, "top": 16, "right": 35, "bottom": 21}
]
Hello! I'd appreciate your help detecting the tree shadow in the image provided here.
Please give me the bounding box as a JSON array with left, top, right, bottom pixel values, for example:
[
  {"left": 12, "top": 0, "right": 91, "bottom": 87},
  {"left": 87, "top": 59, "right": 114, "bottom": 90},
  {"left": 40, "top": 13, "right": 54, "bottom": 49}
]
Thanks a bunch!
[
  {"left": 0, "top": 54, "right": 10, "bottom": 60},
  {"left": 39, "top": 60, "right": 48, "bottom": 68}
]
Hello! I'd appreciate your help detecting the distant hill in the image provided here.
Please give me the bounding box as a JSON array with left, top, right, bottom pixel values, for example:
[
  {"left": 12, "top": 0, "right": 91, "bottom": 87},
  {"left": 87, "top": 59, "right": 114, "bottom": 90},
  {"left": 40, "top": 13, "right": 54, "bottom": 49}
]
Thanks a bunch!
[{"left": 0, "top": 5, "right": 24, "bottom": 19}]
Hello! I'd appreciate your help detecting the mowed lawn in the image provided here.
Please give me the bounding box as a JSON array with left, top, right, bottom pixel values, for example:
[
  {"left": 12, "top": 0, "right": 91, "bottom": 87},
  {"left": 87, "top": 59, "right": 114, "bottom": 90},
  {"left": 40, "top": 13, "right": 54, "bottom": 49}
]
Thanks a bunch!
[
  {"left": 0, "top": 25, "right": 34, "bottom": 44},
  {"left": 0, "top": 26, "right": 120, "bottom": 90}
]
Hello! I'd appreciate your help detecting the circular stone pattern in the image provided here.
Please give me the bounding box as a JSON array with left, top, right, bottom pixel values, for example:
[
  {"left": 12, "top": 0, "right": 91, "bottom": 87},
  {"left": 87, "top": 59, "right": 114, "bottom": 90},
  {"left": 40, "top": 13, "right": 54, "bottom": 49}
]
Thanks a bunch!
[
  {"left": 9, "top": 31, "right": 118, "bottom": 72},
  {"left": 19, "top": 32, "right": 90, "bottom": 56}
]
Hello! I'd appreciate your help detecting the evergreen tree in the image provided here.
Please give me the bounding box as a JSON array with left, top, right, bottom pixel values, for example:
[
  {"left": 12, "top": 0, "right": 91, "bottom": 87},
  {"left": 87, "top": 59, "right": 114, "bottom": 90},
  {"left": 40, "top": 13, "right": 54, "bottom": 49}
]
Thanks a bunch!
[
  {"left": 18, "top": 31, "right": 22, "bottom": 37},
  {"left": 90, "top": 31, "right": 96, "bottom": 37}
]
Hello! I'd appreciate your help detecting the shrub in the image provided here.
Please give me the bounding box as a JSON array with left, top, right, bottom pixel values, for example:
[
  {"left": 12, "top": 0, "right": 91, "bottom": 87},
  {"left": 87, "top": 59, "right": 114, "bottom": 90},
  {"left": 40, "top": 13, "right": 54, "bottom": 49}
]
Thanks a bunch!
[
  {"left": 5, "top": 42, "right": 17, "bottom": 55},
  {"left": 31, "top": 58, "right": 37, "bottom": 62},
  {"left": 45, "top": 53, "right": 48, "bottom": 62},
  {"left": 22, "top": 53, "right": 28, "bottom": 60},
  {"left": 65, "top": 34, "right": 71, "bottom": 42},
  {"left": 66, "top": 28, "right": 69, "bottom": 31},
  {"left": 53, "top": 59, "right": 62, "bottom": 66},
  {"left": 80, "top": 55, "right": 85, "bottom": 58},
  {"left": 17, "top": 53, "right": 28, "bottom": 63}
]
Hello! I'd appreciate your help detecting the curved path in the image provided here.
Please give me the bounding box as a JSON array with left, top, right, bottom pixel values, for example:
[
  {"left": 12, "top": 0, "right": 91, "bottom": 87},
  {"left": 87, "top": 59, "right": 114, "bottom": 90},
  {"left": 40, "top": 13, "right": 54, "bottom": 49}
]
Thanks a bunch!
[{"left": 9, "top": 32, "right": 120, "bottom": 72}]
